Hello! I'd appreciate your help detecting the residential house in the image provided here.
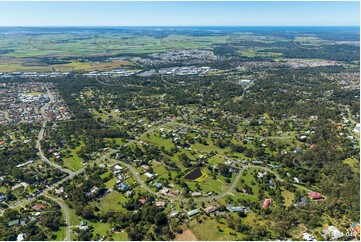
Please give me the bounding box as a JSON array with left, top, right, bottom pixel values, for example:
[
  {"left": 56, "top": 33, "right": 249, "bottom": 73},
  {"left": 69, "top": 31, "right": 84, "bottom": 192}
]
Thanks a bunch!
[
  {"left": 308, "top": 191, "right": 324, "bottom": 200},
  {"left": 187, "top": 209, "right": 199, "bottom": 217},
  {"left": 294, "top": 197, "right": 309, "bottom": 207},
  {"left": 0, "top": 192, "right": 6, "bottom": 202},
  {"left": 170, "top": 190, "right": 180, "bottom": 196},
  {"left": 138, "top": 198, "right": 147, "bottom": 205},
  {"left": 144, "top": 172, "right": 154, "bottom": 179},
  {"left": 8, "top": 219, "right": 20, "bottom": 227},
  {"left": 350, "top": 222, "right": 360, "bottom": 236},
  {"left": 204, "top": 206, "right": 218, "bottom": 214},
  {"left": 302, "top": 232, "right": 317, "bottom": 241},
  {"left": 262, "top": 199, "right": 272, "bottom": 209},
  {"left": 141, "top": 165, "right": 150, "bottom": 171},
  {"left": 169, "top": 210, "right": 179, "bottom": 217},
  {"left": 226, "top": 205, "right": 248, "bottom": 213},
  {"left": 153, "top": 182, "right": 162, "bottom": 189},
  {"left": 17, "top": 233, "right": 24, "bottom": 241},
  {"left": 323, "top": 226, "right": 344, "bottom": 240},
  {"left": 155, "top": 201, "right": 166, "bottom": 207},
  {"left": 117, "top": 182, "right": 128, "bottom": 192},
  {"left": 191, "top": 192, "right": 202, "bottom": 197},
  {"left": 32, "top": 204, "right": 46, "bottom": 211}
]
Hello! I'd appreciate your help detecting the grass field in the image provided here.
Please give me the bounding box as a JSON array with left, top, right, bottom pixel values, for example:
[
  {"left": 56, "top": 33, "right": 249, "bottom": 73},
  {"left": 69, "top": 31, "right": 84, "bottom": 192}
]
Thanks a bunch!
[
  {"left": 88, "top": 222, "right": 112, "bottom": 237},
  {"left": 175, "top": 229, "right": 197, "bottom": 241},
  {"left": 282, "top": 189, "right": 295, "bottom": 207},
  {"left": 67, "top": 205, "right": 80, "bottom": 227},
  {"left": 97, "top": 190, "right": 128, "bottom": 212},
  {"left": 113, "top": 231, "right": 129, "bottom": 241},
  {"left": 141, "top": 133, "right": 175, "bottom": 151},
  {"left": 237, "top": 169, "right": 260, "bottom": 196},
  {"left": 52, "top": 226, "right": 66, "bottom": 241},
  {"left": 62, "top": 140, "right": 85, "bottom": 171},
  {"left": 188, "top": 218, "right": 245, "bottom": 240},
  {"left": 343, "top": 157, "right": 359, "bottom": 172},
  {"left": 105, "top": 177, "right": 117, "bottom": 189}
]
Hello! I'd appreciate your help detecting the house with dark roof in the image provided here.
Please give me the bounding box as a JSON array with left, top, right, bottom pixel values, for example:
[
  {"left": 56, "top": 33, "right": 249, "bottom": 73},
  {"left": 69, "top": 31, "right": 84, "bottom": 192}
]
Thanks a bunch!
[
  {"left": 294, "top": 197, "right": 309, "bottom": 207},
  {"left": 226, "top": 204, "right": 248, "bottom": 213},
  {"left": 0, "top": 193, "right": 6, "bottom": 202},
  {"left": 153, "top": 182, "right": 162, "bottom": 189},
  {"left": 116, "top": 182, "right": 128, "bottom": 192}
]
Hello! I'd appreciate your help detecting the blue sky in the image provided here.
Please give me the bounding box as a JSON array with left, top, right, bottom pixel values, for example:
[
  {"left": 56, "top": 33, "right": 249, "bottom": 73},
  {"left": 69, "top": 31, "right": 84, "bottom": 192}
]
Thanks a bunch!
[{"left": 0, "top": 1, "right": 359, "bottom": 26}]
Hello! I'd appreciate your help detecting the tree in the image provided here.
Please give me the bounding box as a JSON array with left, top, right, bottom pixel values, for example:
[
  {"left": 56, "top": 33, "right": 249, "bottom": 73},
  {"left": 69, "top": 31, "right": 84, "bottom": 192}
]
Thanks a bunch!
[{"left": 154, "top": 212, "right": 167, "bottom": 225}]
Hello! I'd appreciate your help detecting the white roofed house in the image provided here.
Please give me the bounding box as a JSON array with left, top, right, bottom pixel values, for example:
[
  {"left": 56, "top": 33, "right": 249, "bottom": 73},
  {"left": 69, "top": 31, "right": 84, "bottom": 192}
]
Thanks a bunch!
[
  {"left": 323, "top": 226, "right": 344, "bottom": 240},
  {"left": 191, "top": 191, "right": 202, "bottom": 197},
  {"left": 144, "top": 172, "right": 154, "bottom": 179},
  {"left": 114, "top": 164, "right": 123, "bottom": 170}
]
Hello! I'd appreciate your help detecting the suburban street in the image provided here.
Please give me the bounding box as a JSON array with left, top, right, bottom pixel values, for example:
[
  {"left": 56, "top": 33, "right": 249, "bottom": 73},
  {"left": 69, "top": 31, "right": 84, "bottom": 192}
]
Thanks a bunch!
[
  {"left": 44, "top": 194, "right": 71, "bottom": 241},
  {"left": 112, "top": 158, "right": 248, "bottom": 203},
  {"left": 36, "top": 88, "right": 74, "bottom": 176}
]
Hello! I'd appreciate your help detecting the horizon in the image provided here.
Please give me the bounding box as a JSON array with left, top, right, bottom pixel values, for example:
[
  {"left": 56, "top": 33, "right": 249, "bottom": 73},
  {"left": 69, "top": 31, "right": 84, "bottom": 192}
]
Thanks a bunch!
[
  {"left": 0, "top": 1, "right": 359, "bottom": 27},
  {"left": 0, "top": 26, "right": 360, "bottom": 27}
]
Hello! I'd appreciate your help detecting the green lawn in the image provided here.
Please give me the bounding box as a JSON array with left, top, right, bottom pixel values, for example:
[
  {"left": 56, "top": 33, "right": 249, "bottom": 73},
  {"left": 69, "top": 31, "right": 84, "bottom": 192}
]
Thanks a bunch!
[
  {"left": 97, "top": 191, "right": 128, "bottom": 212},
  {"left": 113, "top": 231, "right": 129, "bottom": 241},
  {"left": 282, "top": 189, "right": 295, "bottom": 207},
  {"left": 343, "top": 157, "right": 359, "bottom": 173},
  {"left": 52, "top": 226, "right": 66, "bottom": 241},
  {"left": 62, "top": 140, "right": 85, "bottom": 171},
  {"left": 141, "top": 133, "right": 175, "bottom": 151},
  {"left": 198, "top": 177, "right": 226, "bottom": 194},
  {"left": 189, "top": 218, "right": 246, "bottom": 240},
  {"left": 105, "top": 177, "right": 117, "bottom": 189},
  {"left": 67, "top": 205, "right": 80, "bottom": 227},
  {"left": 237, "top": 169, "right": 260, "bottom": 196}
]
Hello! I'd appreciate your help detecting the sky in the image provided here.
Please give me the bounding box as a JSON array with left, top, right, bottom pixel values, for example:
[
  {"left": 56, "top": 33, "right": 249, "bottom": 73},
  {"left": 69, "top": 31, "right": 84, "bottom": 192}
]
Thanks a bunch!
[{"left": 0, "top": 1, "right": 359, "bottom": 27}]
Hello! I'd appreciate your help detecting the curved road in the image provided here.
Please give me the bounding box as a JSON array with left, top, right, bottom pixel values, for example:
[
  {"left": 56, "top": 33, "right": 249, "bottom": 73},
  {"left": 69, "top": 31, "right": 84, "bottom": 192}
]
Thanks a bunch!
[
  {"left": 36, "top": 88, "right": 74, "bottom": 176},
  {"left": 112, "top": 158, "right": 246, "bottom": 203},
  {"left": 44, "top": 194, "right": 71, "bottom": 241}
]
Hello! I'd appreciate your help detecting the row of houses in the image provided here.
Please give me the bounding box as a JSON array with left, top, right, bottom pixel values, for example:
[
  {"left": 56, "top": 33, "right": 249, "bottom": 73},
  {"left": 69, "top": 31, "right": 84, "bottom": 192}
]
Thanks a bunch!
[{"left": 186, "top": 203, "right": 251, "bottom": 218}]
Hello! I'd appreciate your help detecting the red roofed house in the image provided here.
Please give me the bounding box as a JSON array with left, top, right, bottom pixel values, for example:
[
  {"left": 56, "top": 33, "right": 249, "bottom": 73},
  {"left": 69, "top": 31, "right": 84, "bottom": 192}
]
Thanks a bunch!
[
  {"left": 262, "top": 199, "right": 272, "bottom": 209},
  {"left": 32, "top": 204, "right": 46, "bottom": 211},
  {"left": 138, "top": 198, "right": 147, "bottom": 205},
  {"left": 309, "top": 144, "right": 317, "bottom": 149},
  {"left": 308, "top": 191, "right": 324, "bottom": 200}
]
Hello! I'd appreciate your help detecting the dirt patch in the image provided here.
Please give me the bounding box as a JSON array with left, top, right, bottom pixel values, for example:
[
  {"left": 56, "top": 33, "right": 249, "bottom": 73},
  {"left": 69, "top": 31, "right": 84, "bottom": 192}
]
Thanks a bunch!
[{"left": 175, "top": 229, "right": 198, "bottom": 241}]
